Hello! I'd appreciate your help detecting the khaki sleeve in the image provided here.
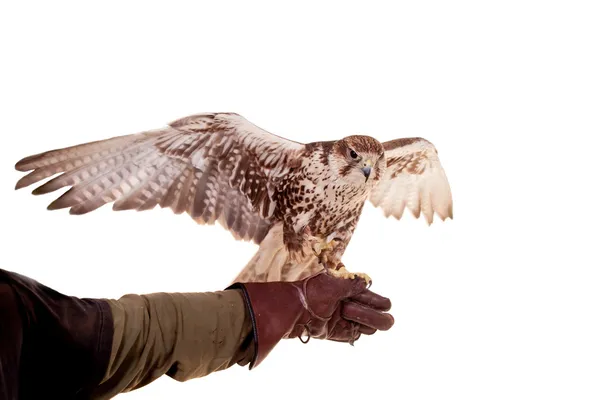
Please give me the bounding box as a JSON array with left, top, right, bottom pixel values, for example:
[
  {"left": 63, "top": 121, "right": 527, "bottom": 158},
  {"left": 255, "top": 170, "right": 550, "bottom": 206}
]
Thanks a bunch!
[{"left": 90, "top": 289, "right": 255, "bottom": 399}]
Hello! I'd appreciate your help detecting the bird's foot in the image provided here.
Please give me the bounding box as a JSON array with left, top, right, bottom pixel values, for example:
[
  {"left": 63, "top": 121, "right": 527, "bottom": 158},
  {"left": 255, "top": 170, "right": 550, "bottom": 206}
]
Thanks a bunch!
[
  {"left": 301, "top": 226, "right": 329, "bottom": 256},
  {"left": 311, "top": 235, "right": 343, "bottom": 259},
  {"left": 312, "top": 239, "right": 335, "bottom": 256},
  {"left": 327, "top": 265, "right": 372, "bottom": 286}
]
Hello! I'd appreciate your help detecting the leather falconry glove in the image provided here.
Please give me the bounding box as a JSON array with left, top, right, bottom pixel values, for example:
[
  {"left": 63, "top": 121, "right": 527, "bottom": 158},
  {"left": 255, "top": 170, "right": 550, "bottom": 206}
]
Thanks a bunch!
[{"left": 228, "top": 271, "right": 394, "bottom": 369}]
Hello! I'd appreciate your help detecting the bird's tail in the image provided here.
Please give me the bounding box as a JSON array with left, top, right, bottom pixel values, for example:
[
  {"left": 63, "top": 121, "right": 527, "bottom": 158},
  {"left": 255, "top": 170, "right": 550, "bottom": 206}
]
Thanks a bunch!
[{"left": 231, "top": 223, "right": 322, "bottom": 283}]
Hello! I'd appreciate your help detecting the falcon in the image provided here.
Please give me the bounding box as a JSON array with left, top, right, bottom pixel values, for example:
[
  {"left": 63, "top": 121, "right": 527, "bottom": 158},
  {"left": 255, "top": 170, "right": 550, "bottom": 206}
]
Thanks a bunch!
[{"left": 13, "top": 113, "right": 453, "bottom": 283}]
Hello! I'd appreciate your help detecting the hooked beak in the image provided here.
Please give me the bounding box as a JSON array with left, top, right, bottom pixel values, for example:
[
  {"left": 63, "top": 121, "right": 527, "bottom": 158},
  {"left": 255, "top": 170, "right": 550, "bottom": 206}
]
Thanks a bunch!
[{"left": 361, "top": 160, "right": 373, "bottom": 181}]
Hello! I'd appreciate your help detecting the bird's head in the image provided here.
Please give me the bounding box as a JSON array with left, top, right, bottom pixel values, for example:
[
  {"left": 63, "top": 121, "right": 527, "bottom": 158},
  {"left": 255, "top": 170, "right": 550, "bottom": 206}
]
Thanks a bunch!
[{"left": 330, "top": 135, "right": 386, "bottom": 187}]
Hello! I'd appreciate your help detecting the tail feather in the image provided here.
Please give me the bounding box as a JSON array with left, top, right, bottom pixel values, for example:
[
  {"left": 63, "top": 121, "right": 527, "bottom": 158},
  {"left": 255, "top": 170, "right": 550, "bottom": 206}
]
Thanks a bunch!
[{"left": 232, "top": 223, "right": 323, "bottom": 283}]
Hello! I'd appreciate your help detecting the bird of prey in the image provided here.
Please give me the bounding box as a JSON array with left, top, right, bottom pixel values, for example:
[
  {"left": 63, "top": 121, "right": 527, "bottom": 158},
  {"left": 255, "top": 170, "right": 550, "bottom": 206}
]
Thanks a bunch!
[{"left": 14, "top": 113, "right": 453, "bottom": 283}]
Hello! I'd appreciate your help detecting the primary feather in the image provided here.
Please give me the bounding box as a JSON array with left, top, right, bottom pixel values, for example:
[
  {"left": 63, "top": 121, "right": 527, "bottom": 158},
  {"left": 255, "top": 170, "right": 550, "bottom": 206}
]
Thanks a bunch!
[
  {"left": 15, "top": 113, "right": 303, "bottom": 244},
  {"left": 370, "top": 138, "right": 453, "bottom": 224}
]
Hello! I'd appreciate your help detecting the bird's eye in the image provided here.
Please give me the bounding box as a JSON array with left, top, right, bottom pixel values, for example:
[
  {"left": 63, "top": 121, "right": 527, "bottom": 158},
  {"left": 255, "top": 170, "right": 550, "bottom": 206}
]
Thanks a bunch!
[{"left": 349, "top": 150, "right": 358, "bottom": 159}]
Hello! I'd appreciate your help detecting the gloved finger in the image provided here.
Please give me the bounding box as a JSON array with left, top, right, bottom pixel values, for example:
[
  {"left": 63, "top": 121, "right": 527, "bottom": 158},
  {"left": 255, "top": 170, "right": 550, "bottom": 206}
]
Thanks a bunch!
[
  {"left": 349, "top": 289, "right": 392, "bottom": 311},
  {"left": 358, "top": 325, "right": 377, "bottom": 335},
  {"left": 341, "top": 301, "right": 395, "bottom": 331},
  {"left": 326, "top": 320, "right": 363, "bottom": 343},
  {"left": 326, "top": 322, "right": 374, "bottom": 342}
]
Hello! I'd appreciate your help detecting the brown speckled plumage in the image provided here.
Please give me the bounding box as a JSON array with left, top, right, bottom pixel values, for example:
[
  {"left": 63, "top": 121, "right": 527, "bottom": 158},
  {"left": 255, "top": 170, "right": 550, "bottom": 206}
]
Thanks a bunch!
[{"left": 14, "top": 112, "right": 453, "bottom": 282}]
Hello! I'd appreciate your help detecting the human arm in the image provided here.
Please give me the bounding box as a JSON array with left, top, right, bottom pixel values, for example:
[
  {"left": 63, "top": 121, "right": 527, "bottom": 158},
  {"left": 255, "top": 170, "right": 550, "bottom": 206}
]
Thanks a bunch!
[
  {"left": 0, "top": 268, "right": 393, "bottom": 399},
  {"left": 91, "top": 289, "right": 255, "bottom": 399}
]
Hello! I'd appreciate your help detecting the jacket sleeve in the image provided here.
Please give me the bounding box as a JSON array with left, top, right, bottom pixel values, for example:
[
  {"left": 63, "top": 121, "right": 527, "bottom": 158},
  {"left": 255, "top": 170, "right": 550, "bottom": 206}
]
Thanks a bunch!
[{"left": 90, "top": 289, "right": 255, "bottom": 399}]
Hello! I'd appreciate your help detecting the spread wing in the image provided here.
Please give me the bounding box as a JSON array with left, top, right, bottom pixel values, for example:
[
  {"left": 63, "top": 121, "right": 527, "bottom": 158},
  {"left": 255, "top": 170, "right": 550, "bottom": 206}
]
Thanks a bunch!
[
  {"left": 14, "top": 112, "right": 305, "bottom": 244},
  {"left": 370, "top": 138, "right": 453, "bottom": 224}
]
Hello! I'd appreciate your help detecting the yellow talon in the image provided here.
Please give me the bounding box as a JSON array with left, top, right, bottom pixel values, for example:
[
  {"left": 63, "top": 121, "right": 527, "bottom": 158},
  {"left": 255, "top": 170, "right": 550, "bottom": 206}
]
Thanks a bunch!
[
  {"left": 312, "top": 239, "right": 335, "bottom": 256},
  {"left": 328, "top": 266, "right": 372, "bottom": 285}
]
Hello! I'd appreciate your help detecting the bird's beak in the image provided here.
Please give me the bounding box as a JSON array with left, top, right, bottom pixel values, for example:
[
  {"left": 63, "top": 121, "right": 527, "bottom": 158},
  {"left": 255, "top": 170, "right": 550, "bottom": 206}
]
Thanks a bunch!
[{"left": 362, "top": 160, "right": 373, "bottom": 181}]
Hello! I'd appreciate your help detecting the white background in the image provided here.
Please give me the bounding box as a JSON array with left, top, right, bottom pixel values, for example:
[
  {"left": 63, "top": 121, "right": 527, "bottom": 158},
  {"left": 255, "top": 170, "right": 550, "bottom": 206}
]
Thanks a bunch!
[{"left": 1, "top": 1, "right": 599, "bottom": 399}]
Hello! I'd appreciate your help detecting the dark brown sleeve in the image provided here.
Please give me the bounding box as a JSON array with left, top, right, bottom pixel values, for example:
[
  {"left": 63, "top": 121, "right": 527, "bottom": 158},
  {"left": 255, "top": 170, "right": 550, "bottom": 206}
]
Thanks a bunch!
[{"left": 90, "top": 289, "right": 254, "bottom": 399}]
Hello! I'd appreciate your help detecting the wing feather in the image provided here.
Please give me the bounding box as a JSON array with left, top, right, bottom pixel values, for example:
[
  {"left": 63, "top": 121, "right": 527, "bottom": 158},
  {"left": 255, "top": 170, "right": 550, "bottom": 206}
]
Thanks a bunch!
[
  {"left": 15, "top": 113, "right": 305, "bottom": 244},
  {"left": 370, "top": 138, "right": 453, "bottom": 224}
]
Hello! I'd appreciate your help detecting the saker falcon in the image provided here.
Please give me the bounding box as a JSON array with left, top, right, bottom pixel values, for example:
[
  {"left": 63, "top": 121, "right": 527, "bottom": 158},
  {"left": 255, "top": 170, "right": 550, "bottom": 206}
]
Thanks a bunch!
[{"left": 14, "top": 113, "right": 453, "bottom": 283}]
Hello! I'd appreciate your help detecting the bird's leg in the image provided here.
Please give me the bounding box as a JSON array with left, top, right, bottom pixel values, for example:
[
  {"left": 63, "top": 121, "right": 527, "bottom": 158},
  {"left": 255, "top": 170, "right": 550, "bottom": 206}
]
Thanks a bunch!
[
  {"left": 301, "top": 227, "right": 371, "bottom": 284},
  {"left": 313, "top": 236, "right": 372, "bottom": 285},
  {"left": 301, "top": 226, "right": 328, "bottom": 258}
]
